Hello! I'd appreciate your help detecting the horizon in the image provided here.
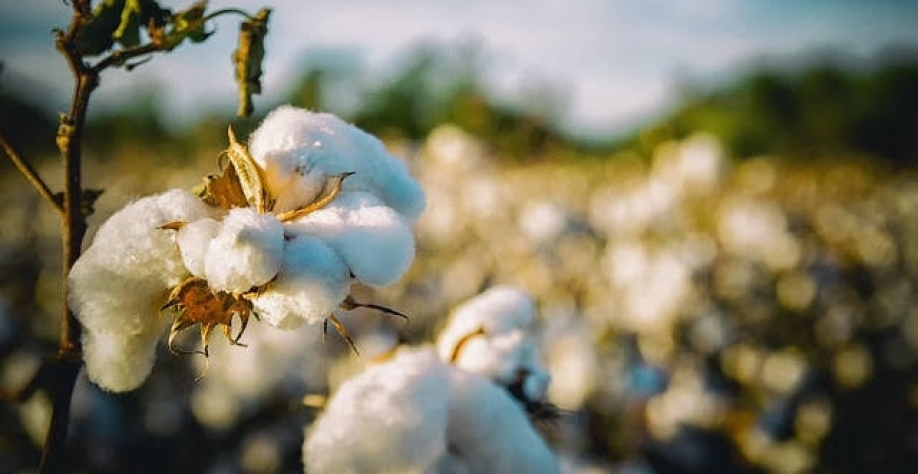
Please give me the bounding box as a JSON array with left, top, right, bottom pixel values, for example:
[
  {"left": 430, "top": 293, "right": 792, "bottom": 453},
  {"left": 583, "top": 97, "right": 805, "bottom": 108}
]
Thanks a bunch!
[{"left": 2, "top": 1, "right": 918, "bottom": 140}]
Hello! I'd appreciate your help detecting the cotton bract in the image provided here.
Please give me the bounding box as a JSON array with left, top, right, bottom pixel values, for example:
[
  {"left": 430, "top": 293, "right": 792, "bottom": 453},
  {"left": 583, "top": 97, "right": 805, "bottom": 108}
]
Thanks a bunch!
[{"left": 68, "top": 106, "right": 425, "bottom": 392}]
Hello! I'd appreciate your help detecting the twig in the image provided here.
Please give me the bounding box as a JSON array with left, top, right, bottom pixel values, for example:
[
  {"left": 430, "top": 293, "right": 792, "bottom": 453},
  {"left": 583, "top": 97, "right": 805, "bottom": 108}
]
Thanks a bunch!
[
  {"left": 0, "top": 135, "right": 63, "bottom": 215},
  {"left": 38, "top": 4, "right": 96, "bottom": 472}
]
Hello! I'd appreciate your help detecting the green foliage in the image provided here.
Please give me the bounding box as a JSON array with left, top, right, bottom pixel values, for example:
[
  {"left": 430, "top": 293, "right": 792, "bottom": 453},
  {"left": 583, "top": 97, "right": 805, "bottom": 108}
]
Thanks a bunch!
[
  {"left": 286, "top": 45, "right": 570, "bottom": 160},
  {"left": 75, "top": 0, "right": 126, "bottom": 55},
  {"left": 637, "top": 52, "right": 918, "bottom": 165},
  {"left": 71, "top": 0, "right": 269, "bottom": 117}
]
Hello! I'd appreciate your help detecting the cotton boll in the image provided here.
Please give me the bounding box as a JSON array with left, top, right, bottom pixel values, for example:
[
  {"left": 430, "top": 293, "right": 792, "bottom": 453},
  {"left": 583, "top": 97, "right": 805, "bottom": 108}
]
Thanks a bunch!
[
  {"left": 84, "top": 189, "right": 215, "bottom": 288},
  {"left": 304, "top": 349, "right": 450, "bottom": 474},
  {"left": 82, "top": 320, "right": 167, "bottom": 392},
  {"left": 448, "top": 330, "right": 528, "bottom": 384},
  {"left": 69, "top": 255, "right": 172, "bottom": 392},
  {"left": 436, "top": 287, "right": 554, "bottom": 407},
  {"left": 437, "top": 286, "right": 536, "bottom": 363},
  {"left": 69, "top": 190, "right": 215, "bottom": 391},
  {"left": 253, "top": 235, "right": 349, "bottom": 328},
  {"left": 286, "top": 191, "right": 415, "bottom": 287},
  {"left": 204, "top": 207, "right": 284, "bottom": 294},
  {"left": 175, "top": 217, "right": 220, "bottom": 278},
  {"left": 445, "top": 368, "right": 559, "bottom": 474},
  {"left": 247, "top": 106, "right": 425, "bottom": 221}
]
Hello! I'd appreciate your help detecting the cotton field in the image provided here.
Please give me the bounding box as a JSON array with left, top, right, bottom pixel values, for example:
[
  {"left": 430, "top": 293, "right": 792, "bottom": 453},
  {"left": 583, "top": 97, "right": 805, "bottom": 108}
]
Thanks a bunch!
[{"left": 1, "top": 120, "right": 916, "bottom": 473}]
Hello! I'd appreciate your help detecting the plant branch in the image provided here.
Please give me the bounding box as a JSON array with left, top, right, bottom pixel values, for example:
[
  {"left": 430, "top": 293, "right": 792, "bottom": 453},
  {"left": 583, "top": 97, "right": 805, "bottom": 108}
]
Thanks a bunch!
[
  {"left": 90, "top": 41, "right": 161, "bottom": 74},
  {"left": 0, "top": 135, "right": 63, "bottom": 215},
  {"left": 204, "top": 8, "right": 254, "bottom": 22},
  {"left": 38, "top": 6, "right": 97, "bottom": 473}
]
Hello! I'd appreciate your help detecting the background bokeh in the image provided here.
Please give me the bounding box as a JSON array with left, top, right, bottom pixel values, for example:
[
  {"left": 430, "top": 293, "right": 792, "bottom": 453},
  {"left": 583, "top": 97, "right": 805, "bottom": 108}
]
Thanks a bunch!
[{"left": 3, "top": 2, "right": 918, "bottom": 473}]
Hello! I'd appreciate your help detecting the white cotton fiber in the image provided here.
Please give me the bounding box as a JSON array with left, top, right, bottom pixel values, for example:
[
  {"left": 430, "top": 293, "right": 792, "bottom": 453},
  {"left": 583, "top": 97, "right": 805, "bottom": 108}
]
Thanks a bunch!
[
  {"left": 285, "top": 191, "right": 415, "bottom": 287},
  {"left": 444, "top": 368, "right": 559, "bottom": 474},
  {"left": 252, "top": 235, "right": 350, "bottom": 328},
  {"left": 81, "top": 320, "right": 167, "bottom": 392},
  {"left": 437, "top": 285, "right": 536, "bottom": 362},
  {"left": 436, "top": 286, "right": 552, "bottom": 403},
  {"left": 204, "top": 207, "right": 284, "bottom": 294},
  {"left": 303, "top": 349, "right": 450, "bottom": 474},
  {"left": 303, "top": 348, "right": 559, "bottom": 474},
  {"left": 82, "top": 189, "right": 215, "bottom": 289},
  {"left": 175, "top": 217, "right": 220, "bottom": 278},
  {"left": 69, "top": 189, "right": 214, "bottom": 391},
  {"left": 247, "top": 105, "right": 426, "bottom": 221}
]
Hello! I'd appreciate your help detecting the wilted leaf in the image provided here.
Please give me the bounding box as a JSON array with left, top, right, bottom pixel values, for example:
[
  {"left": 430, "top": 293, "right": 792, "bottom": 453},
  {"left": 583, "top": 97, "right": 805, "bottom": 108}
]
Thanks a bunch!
[
  {"left": 233, "top": 8, "right": 271, "bottom": 117},
  {"left": 75, "top": 0, "right": 126, "bottom": 56},
  {"left": 158, "top": 1, "right": 210, "bottom": 50}
]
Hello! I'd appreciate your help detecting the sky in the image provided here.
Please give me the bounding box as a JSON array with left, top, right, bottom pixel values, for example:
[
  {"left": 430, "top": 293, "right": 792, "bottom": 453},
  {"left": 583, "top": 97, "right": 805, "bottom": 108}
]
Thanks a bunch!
[{"left": 2, "top": 0, "right": 918, "bottom": 138}]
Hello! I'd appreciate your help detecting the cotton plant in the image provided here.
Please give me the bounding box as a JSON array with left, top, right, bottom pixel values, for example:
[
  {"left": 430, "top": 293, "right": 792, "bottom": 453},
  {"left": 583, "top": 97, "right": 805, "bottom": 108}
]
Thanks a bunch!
[
  {"left": 304, "top": 286, "right": 559, "bottom": 474},
  {"left": 68, "top": 105, "right": 425, "bottom": 392}
]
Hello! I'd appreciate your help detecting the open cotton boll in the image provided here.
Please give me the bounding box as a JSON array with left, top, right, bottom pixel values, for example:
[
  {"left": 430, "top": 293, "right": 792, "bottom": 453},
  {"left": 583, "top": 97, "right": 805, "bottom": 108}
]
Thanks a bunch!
[
  {"left": 175, "top": 217, "right": 220, "bottom": 278},
  {"left": 252, "top": 235, "right": 350, "bottom": 328},
  {"left": 446, "top": 330, "right": 527, "bottom": 382},
  {"left": 285, "top": 191, "right": 415, "bottom": 287},
  {"left": 437, "top": 286, "right": 537, "bottom": 363},
  {"left": 304, "top": 349, "right": 450, "bottom": 474},
  {"left": 80, "top": 189, "right": 215, "bottom": 289},
  {"left": 304, "top": 348, "right": 558, "bottom": 474},
  {"left": 204, "top": 207, "right": 284, "bottom": 294},
  {"left": 69, "top": 190, "right": 215, "bottom": 391},
  {"left": 70, "top": 256, "right": 172, "bottom": 391},
  {"left": 444, "top": 368, "right": 559, "bottom": 474},
  {"left": 81, "top": 319, "right": 168, "bottom": 392},
  {"left": 247, "top": 105, "right": 426, "bottom": 221},
  {"left": 436, "top": 286, "right": 553, "bottom": 405}
]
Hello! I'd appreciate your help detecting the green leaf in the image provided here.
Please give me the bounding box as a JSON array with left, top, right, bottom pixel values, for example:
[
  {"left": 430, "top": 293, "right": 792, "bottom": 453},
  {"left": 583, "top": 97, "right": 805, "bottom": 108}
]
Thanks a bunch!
[
  {"left": 233, "top": 8, "right": 271, "bottom": 117},
  {"left": 113, "top": 0, "right": 142, "bottom": 48},
  {"left": 75, "top": 0, "right": 126, "bottom": 56}
]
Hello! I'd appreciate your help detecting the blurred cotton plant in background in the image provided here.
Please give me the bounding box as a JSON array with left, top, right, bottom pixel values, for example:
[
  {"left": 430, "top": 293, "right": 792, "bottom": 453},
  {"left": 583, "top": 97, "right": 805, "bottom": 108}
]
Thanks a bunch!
[
  {"left": 305, "top": 286, "right": 559, "bottom": 474},
  {"left": 69, "top": 105, "right": 425, "bottom": 392}
]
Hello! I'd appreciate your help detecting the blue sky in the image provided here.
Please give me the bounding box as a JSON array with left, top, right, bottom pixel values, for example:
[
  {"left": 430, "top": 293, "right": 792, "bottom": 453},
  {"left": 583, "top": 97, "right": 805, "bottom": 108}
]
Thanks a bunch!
[{"left": 2, "top": 0, "right": 917, "bottom": 137}]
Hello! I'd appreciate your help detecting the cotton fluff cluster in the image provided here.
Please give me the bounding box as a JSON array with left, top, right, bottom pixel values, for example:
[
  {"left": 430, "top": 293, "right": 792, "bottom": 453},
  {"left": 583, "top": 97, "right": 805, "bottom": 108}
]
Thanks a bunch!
[
  {"left": 69, "top": 190, "right": 216, "bottom": 391},
  {"left": 304, "top": 287, "right": 558, "bottom": 474},
  {"left": 69, "top": 105, "right": 425, "bottom": 392},
  {"left": 304, "top": 348, "right": 558, "bottom": 474},
  {"left": 436, "top": 285, "right": 551, "bottom": 404}
]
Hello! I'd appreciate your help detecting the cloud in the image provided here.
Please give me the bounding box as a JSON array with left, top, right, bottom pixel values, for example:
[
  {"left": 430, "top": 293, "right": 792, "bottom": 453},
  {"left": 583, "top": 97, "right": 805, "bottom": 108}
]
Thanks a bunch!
[{"left": 2, "top": 0, "right": 917, "bottom": 136}]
